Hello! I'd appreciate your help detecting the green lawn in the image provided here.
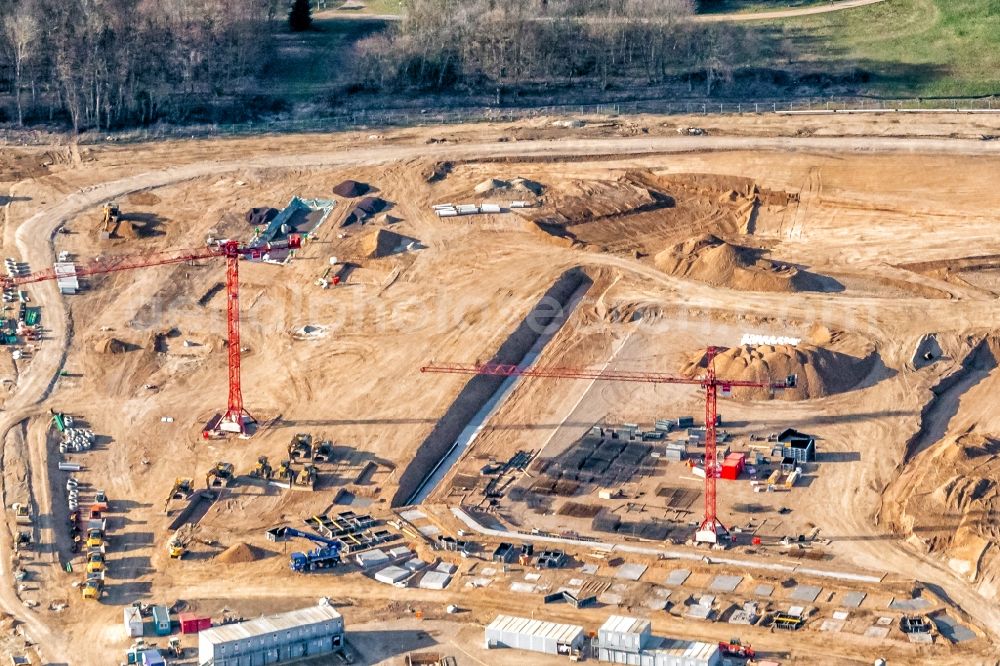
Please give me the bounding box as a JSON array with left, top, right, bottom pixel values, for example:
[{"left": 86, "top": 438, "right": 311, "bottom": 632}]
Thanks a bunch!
[{"left": 768, "top": 0, "right": 1000, "bottom": 97}]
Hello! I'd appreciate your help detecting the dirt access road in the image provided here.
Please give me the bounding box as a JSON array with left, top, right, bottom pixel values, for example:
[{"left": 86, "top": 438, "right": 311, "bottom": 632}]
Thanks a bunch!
[
  {"left": 2, "top": 117, "right": 1000, "bottom": 664},
  {"left": 327, "top": 0, "right": 889, "bottom": 22}
]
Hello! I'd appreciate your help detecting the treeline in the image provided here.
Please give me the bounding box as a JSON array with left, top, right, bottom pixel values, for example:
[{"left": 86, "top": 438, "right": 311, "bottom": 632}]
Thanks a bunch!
[
  {"left": 351, "top": 0, "right": 765, "bottom": 99},
  {"left": 0, "top": 0, "right": 278, "bottom": 130}
]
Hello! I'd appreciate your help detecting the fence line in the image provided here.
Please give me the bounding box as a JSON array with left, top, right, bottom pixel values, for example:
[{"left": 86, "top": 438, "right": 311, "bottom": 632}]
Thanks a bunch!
[{"left": 3, "top": 96, "right": 997, "bottom": 146}]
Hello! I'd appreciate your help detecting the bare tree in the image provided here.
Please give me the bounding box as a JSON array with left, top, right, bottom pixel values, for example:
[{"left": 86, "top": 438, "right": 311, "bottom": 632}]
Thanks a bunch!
[{"left": 4, "top": 4, "right": 40, "bottom": 125}]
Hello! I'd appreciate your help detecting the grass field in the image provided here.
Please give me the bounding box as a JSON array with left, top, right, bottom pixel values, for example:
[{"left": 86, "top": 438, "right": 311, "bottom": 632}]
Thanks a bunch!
[{"left": 770, "top": 0, "right": 1000, "bottom": 97}]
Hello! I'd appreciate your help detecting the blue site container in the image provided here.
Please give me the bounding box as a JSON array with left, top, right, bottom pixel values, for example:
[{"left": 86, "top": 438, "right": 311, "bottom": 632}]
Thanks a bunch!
[{"left": 151, "top": 605, "right": 172, "bottom": 636}]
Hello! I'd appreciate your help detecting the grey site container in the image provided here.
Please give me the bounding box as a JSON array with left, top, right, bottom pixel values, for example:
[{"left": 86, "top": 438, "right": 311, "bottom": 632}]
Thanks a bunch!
[{"left": 485, "top": 615, "right": 585, "bottom": 656}]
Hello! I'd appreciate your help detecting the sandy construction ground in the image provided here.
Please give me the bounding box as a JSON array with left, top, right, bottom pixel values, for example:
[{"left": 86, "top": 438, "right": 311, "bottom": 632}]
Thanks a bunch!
[{"left": 2, "top": 113, "right": 1000, "bottom": 665}]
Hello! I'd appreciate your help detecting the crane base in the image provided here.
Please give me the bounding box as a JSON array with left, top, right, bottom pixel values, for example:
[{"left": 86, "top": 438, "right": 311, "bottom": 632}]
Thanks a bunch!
[{"left": 695, "top": 519, "right": 730, "bottom": 545}]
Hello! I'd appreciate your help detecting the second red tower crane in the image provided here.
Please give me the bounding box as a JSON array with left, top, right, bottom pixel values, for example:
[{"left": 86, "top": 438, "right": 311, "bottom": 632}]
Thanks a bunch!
[{"left": 422, "top": 346, "right": 795, "bottom": 544}]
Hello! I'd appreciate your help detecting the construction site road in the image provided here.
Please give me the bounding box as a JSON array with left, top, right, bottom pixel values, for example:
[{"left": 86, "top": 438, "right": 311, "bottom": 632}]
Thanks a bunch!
[{"left": 3, "top": 128, "right": 1000, "bottom": 664}]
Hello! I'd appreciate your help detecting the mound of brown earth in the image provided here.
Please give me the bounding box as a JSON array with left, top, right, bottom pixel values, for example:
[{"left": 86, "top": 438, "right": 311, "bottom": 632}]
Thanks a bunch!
[
  {"left": 681, "top": 326, "right": 876, "bottom": 400},
  {"left": 523, "top": 171, "right": 795, "bottom": 256},
  {"left": 215, "top": 542, "right": 265, "bottom": 564},
  {"left": 885, "top": 433, "right": 1000, "bottom": 582},
  {"left": 363, "top": 228, "right": 406, "bottom": 258},
  {"left": 95, "top": 337, "right": 134, "bottom": 354},
  {"left": 126, "top": 191, "right": 161, "bottom": 205},
  {"left": 654, "top": 234, "right": 824, "bottom": 292}
]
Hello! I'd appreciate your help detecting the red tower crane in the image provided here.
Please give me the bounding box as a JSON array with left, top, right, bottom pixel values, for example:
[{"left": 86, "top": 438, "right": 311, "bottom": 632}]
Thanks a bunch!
[
  {"left": 421, "top": 347, "right": 795, "bottom": 544},
  {"left": 3, "top": 234, "right": 302, "bottom": 436}
]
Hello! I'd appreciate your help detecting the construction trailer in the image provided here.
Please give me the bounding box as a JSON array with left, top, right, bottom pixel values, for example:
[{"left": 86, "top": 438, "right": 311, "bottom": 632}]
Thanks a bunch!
[
  {"left": 197, "top": 601, "right": 344, "bottom": 666},
  {"left": 179, "top": 612, "right": 212, "bottom": 634},
  {"left": 151, "top": 605, "right": 172, "bottom": 636},
  {"left": 123, "top": 606, "right": 144, "bottom": 638},
  {"left": 596, "top": 615, "right": 721, "bottom": 666},
  {"left": 485, "top": 615, "right": 586, "bottom": 656}
]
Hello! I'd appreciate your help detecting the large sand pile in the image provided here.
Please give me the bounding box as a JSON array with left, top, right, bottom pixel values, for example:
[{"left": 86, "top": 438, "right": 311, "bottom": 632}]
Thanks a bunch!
[
  {"left": 654, "top": 234, "right": 823, "bottom": 292},
  {"left": 681, "top": 326, "right": 876, "bottom": 400},
  {"left": 886, "top": 433, "right": 1000, "bottom": 582},
  {"left": 363, "top": 228, "right": 409, "bottom": 258},
  {"left": 215, "top": 542, "right": 265, "bottom": 564}
]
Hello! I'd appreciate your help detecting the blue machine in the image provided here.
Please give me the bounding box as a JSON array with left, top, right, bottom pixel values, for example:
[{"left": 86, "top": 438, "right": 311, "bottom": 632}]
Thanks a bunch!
[{"left": 282, "top": 527, "right": 343, "bottom": 573}]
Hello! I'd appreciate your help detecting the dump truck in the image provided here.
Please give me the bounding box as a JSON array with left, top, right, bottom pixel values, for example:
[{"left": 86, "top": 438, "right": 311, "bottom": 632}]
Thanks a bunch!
[
  {"left": 288, "top": 433, "right": 313, "bottom": 460},
  {"left": 86, "top": 551, "right": 106, "bottom": 574},
  {"left": 312, "top": 440, "right": 333, "bottom": 463},
  {"left": 85, "top": 528, "right": 104, "bottom": 550},
  {"left": 11, "top": 502, "right": 31, "bottom": 525},
  {"left": 81, "top": 573, "right": 104, "bottom": 600}
]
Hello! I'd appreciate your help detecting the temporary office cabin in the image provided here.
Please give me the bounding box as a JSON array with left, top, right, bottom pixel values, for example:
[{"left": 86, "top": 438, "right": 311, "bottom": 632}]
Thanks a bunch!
[
  {"left": 598, "top": 637, "right": 722, "bottom": 666},
  {"left": 485, "top": 614, "right": 585, "bottom": 656},
  {"left": 123, "top": 606, "right": 143, "bottom": 638},
  {"left": 179, "top": 612, "right": 212, "bottom": 634},
  {"left": 597, "top": 615, "right": 652, "bottom": 655},
  {"left": 140, "top": 650, "right": 166, "bottom": 666},
  {"left": 151, "top": 605, "right": 171, "bottom": 636},
  {"left": 198, "top": 602, "right": 344, "bottom": 666}
]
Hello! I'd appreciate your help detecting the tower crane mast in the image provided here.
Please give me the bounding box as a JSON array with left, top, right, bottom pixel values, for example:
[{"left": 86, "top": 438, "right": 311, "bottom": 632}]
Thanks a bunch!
[{"left": 5, "top": 234, "right": 301, "bottom": 436}]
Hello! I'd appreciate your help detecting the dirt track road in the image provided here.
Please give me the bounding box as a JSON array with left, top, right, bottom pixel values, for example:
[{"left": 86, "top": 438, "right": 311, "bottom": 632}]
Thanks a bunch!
[
  {"left": 325, "top": 0, "right": 889, "bottom": 23},
  {"left": 2, "top": 130, "right": 1000, "bottom": 664}
]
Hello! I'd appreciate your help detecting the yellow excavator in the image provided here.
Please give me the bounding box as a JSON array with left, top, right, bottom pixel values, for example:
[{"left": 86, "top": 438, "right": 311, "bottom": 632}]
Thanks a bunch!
[
  {"left": 98, "top": 203, "right": 122, "bottom": 238},
  {"left": 206, "top": 461, "right": 235, "bottom": 489},
  {"left": 164, "top": 477, "right": 194, "bottom": 513}
]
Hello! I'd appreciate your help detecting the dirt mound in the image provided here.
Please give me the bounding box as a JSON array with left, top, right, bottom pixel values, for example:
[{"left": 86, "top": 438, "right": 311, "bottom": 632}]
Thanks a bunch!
[
  {"left": 682, "top": 328, "right": 876, "bottom": 400},
  {"left": 524, "top": 219, "right": 575, "bottom": 248},
  {"left": 422, "top": 161, "right": 452, "bottom": 182},
  {"left": 245, "top": 207, "right": 278, "bottom": 227},
  {"left": 127, "top": 191, "right": 161, "bottom": 205},
  {"left": 654, "top": 234, "right": 824, "bottom": 292},
  {"left": 524, "top": 171, "right": 795, "bottom": 256},
  {"left": 885, "top": 433, "right": 1000, "bottom": 581},
  {"left": 95, "top": 337, "right": 135, "bottom": 354},
  {"left": 363, "top": 228, "right": 406, "bottom": 258},
  {"left": 332, "top": 179, "right": 369, "bottom": 198},
  {"left": 215, "top": 542, "right": 265, "bottom": 564},
  {"left": 118, "top": 219, "right": 139, "bottom": 240},
  {"left": 474, "top": 176, "right": 543, "bottom": 196}
]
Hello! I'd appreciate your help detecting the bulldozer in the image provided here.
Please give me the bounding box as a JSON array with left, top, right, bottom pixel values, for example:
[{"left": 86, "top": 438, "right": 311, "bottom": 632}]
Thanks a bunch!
[
  {"left": 294, "top": 464, "right": 318, "bottom": 490},
  {"left": 312, "top": 440, "right": 333, "bottom": 463},
  {"left": 249, "top": 456, "right": 273, "bottom": 481},
  {"left": 288, "top": 433, "right": 313, "bottom": 460},
  {"left": 275, "top": 459, "right": 295, "bottom": 483},
  {"left": 98, "top": 203, "right": 122, "bottom": 239},
  {"left": 206, "top": 461, "right": 235, "bottom": 489},
  {"left": 164, "top": 477, "right": 194, "bottom": 513}
]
